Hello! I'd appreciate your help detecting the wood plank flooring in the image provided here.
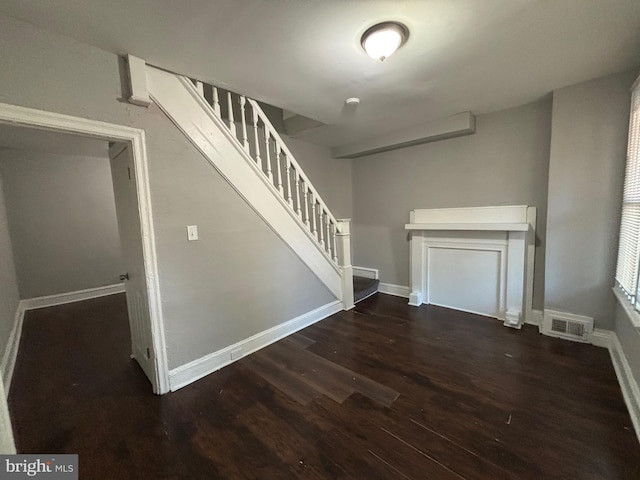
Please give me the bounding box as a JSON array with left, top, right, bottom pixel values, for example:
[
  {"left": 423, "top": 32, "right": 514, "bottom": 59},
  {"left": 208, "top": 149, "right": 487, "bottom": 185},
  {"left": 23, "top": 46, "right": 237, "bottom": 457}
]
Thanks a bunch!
[{"left": 8, "top": 293, "right": 640, "bottom": 479}]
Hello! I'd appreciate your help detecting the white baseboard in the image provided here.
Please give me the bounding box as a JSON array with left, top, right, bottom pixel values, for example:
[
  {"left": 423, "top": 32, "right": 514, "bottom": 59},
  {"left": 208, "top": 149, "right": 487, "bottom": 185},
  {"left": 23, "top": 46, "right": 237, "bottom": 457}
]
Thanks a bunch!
[
  {"left": 590, "top": 329, "right": 614, "bottom": 349},
  {"left": 609, "top": 333, "right": 640, "bottom": 443},
  {"left": 1, "top": 283, "right": 126, "bottom": 397},
  {"left": 353, "top": 266, "right": 379, "bottom": 280},
  {"left": 1, "top": 304, "right": 25, "bottom": 396},
  {"left": 21, "top": 283, "right": 125, "bottom": 311},
  {"left": 526, "top": 309, "right": 543, "bottom": 327},
  {"left": 378, "top": 283, "right": 410, "bottom": 299},
  {"left": 168, "top": 300, "right": 343, "bottom": 391}
]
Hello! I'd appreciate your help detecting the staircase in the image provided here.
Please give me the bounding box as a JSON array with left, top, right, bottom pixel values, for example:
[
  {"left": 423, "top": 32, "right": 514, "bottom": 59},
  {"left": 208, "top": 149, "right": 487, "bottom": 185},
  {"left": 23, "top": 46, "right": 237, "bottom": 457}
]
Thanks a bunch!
[{"left": 145, "top": 66, "right": 354, "bottom": 309}]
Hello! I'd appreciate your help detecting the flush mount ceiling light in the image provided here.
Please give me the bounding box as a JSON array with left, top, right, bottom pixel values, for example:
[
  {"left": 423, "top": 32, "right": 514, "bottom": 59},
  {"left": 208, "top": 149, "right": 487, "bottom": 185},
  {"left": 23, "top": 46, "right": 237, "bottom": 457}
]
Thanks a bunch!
[{"left": 361, "top": 21, "right": 409, "bottom": 62}]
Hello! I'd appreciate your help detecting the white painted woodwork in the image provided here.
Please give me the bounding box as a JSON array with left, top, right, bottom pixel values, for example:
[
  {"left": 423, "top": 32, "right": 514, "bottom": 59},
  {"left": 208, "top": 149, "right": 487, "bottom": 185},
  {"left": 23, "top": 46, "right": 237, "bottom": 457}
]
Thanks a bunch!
[
  {"left": 256, "top": 134, "right": 270, "bottom": 179},
  {"left": 295, "top": 173, "right": 302, "bottom": 217},
  {"left": 311, "top": 197, "right": 317, "bottom": 236},
  {"left": 20, "top": 283, "right": 125, "bottom": 310},
  {"left": 319, "top": 208, "right": 325, "bottom": 248},
  {"left": 227, "top": 91, "right": 236, "bottom": 136},
  {"left": 325, "top": 213, "right": 331, "bottom": 254},
  {"left": 0, "top": 377, "right": 15, "bottom": 453},
  {"left": 285, "top": 156, "right": 293, "bottom": 206},
  {"left": 169, "top": 300, "right": 343, "bottom": 391},
  {"left": 336, "top": 219, "right": 354, "bottom": 310},
  {"left": 0, "top": 101, "right": 170, "bottom": 395},
  {"left": 352, "top": 266, "right": 379, "bottom": 280},
  {"left": 126, "top": 54, "right": 151, "bottom": 107},
  {"left": 332, "top": 223, "right": 338, "bottom": 263},
  {"left": 194, "top": 80, "right": 204, "bottom": 97},
  {"left": 146, "top": 67, "right": 343, "bottom": 297},
  {"left": 332, "top": 112, "right": 475, "bottom": 159},
  {"left": 303, "top": 187, "right": 310, "bottom": 228},
  {"left": 240, "top": 96, "right": 249, "bottom": 152},
  {"left": 406, "top": 205, "right": 536, "bottom": 328},
  {"left": 246, "top": 98, "right": 341, "bottom": 240},
  {"left": 379, "top": 283, "right": 411, "bottom": 298},
  {"left": 252, "top": 108, "right": 263, "bottom": 172},
  {"left": 212, "top": 87, "right": 221, "bottom": 117},
  {"left": 109, "top": 143, "right": 158, "bottom": 384},
  {"left": 277, "top": 145, "right": 284, "bottom": 196}
]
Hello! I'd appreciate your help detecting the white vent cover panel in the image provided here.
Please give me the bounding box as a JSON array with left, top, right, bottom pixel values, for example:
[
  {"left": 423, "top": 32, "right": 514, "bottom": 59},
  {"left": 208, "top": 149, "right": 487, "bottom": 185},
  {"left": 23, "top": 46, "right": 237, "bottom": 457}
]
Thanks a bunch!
[{"left": 542, "top": 309, "right": 593, "bottom": 342}]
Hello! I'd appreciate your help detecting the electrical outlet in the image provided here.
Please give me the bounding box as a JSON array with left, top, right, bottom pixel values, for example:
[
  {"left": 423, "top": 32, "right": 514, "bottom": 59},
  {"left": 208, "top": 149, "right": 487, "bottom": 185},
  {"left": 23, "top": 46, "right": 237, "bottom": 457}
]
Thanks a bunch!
[{"left": 230, "top": 348, "right": 243, "bottom": 360}]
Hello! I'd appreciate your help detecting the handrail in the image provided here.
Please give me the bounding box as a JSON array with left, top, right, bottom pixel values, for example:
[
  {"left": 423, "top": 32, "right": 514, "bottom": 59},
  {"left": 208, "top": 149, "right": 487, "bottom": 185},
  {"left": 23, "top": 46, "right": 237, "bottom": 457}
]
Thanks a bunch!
[
  {"left": 189, "top": 79, "right": 342, "bottom": 265},
  {"left": 246, "top": 99, "right": 341, "bottom": 232}
]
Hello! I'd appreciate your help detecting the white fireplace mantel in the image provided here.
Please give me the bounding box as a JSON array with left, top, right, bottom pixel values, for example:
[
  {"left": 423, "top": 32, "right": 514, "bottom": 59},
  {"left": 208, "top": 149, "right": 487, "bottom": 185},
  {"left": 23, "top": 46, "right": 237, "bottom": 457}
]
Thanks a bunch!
[{"left": 405, "top": 205, "right": 536, "bottom": 328}]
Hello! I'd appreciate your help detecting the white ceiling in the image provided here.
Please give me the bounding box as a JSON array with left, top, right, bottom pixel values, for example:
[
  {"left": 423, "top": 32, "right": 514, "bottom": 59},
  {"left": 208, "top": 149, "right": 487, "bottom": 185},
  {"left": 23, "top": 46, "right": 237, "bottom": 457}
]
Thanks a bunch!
[{"left": 1, "top": 0, "right": 639, "bottom": 147}]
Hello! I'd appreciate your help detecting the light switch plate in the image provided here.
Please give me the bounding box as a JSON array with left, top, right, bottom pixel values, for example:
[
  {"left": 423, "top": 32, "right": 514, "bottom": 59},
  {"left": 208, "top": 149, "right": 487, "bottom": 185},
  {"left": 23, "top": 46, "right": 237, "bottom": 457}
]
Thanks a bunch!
[{"left": 187, "top": 225, "right": 198, "bottom": 241}]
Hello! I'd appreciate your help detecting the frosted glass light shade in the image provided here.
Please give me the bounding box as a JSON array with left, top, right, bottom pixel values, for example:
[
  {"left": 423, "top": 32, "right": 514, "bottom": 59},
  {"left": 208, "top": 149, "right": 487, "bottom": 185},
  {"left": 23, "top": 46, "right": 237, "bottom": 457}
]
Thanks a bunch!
[{"left": 361, "top": 22, "right": 408, "bottom": 62}]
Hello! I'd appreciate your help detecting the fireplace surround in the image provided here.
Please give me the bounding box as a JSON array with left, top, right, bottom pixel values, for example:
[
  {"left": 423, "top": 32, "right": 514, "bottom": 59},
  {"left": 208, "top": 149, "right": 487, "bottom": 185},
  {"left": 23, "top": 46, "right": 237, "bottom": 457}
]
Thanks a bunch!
[{"left": 405, "top": 205, "right": 537, "bottom": 328}]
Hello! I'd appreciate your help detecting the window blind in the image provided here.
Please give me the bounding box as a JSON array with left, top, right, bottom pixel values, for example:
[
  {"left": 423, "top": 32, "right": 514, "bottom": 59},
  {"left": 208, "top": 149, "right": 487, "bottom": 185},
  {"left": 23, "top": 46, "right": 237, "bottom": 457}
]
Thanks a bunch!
[{"left": 616, "top": 83, "right": 640, "bottom": 304}]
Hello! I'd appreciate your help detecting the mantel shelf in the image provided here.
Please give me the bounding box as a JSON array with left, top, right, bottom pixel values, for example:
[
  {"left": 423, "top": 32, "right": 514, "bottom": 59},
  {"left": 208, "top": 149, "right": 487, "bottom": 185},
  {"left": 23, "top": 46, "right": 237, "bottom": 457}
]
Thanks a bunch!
[{"left": 404, "top": 222, "right": 529, "bottom": 232}]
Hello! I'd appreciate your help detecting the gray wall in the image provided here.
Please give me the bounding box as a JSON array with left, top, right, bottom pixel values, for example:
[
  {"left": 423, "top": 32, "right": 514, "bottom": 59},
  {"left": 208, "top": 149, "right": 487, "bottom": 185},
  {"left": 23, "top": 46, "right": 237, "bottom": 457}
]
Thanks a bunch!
[
  {"left": 545, "top": 70, "right": 636, "bottom": 329},
  {"left": 351, "top": 99, "right": 553, "bottom": 309},
  {"left": 284, "top": 134, "right": 353, "bottom": 219},
  {"left": 0, "top": 13, "right": 335, "bottom": 370},
  {"left": 0, "top": 169, "right": 19, "bottom": 373},
  {"left": 0, "top": 149, "right": 123, "bottom": 298}
]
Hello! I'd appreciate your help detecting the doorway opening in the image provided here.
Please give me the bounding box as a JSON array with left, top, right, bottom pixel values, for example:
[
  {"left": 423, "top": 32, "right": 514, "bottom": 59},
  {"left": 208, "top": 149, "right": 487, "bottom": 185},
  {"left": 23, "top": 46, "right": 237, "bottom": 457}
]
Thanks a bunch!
[{"left": 0, "top": 102, "right": 169, "bottom": 451}]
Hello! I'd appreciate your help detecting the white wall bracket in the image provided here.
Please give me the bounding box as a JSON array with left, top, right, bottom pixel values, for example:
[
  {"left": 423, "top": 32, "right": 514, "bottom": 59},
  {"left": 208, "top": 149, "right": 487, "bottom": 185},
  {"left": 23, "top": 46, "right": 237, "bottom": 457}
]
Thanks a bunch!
[{"left": 126, "top": 54, "right": 152, "bottom": 107}]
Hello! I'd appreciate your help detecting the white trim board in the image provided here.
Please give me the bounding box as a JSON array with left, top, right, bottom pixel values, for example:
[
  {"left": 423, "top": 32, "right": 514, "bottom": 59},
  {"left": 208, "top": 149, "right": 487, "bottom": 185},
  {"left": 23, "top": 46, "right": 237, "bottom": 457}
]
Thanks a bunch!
[
  {"left": 526, "top": 309, "right": 543, "bottom": 327},
  {"left": 609, "top": 333, "right": 640, "bottom": 443},
  {"left": 0, "top": 102, "right": 170, "bottom": 395},
  {"left": 1, "top": 304, "right": 25, "bottom": 396},
  {"left": 353, "top": 266, "right": 379, "bottom": 280},
  {"left": 169, "top": 300, "right": 343, "bottom": 391},
  {"left": 378, "top": 283, "right": 411, "bottom": 299},
  {"left": 21, "top": 283, "right": 125, "bottom": 311}
]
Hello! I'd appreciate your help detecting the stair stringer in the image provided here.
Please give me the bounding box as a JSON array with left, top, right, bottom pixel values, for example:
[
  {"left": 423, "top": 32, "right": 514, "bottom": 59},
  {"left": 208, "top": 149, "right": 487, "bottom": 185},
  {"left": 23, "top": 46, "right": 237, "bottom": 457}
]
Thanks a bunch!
[{"left": 146, "top": 66, "right": 343, "bottom": 299}]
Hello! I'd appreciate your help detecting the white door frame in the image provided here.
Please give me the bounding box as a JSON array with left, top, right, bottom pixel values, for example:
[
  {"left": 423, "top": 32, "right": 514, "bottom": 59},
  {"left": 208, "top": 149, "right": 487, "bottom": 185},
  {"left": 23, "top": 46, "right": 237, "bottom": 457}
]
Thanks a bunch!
[{"left": 0, "top": 102, "right": 170, "bottom": 395}]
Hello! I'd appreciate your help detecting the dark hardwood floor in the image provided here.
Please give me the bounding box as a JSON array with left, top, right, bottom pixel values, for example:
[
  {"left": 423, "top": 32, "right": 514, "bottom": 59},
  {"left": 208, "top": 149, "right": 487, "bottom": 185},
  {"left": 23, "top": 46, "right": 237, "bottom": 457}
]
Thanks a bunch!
[{"left": 8, "top": 293, "right": 640, "bottom": 479}]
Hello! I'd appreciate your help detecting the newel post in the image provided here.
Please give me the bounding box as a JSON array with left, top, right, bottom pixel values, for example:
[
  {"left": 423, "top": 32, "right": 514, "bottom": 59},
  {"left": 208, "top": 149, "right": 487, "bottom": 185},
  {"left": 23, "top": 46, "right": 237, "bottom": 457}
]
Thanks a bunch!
[{"left": 336, "top": 219, "right": 354, "bottom": 311}]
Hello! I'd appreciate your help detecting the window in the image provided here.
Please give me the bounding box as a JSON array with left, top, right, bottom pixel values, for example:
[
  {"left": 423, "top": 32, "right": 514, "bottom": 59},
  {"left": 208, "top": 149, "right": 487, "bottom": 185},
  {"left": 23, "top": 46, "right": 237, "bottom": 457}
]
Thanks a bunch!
[{"left": 615, "top": 78, "right": 640, "bottom": 308}]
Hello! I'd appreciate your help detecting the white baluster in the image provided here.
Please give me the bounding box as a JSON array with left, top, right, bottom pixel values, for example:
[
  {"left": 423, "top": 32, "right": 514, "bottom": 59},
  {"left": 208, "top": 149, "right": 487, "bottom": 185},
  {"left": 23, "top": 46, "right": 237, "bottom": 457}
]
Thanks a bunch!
[
  {"left": 303, "top": 186, "right": 310, "bottom": 228},
  {"left": 319, "top": 207, "right": 325, "bottom": 248},
  {"left": 276, "top": 145, "right": 289, "bottom": 194},
  {"left": 252, "top": 108, "right": 262, "bottom": 171},
  {"left": 285, "top": 156, "right": 293, "bottom": 206},
  {"left": 325, "top": 212, "right": 331, "bottom": 253},
  {"left": 295, "top": 174, "right": 302, "bottom": 218},
  {"left": 227, "top": 92, "right": 236, "bottom": 136},
  {"left": 267, "top": 139, "right": 282, "bottom": 184},
  {"left": 212, "top": 87, "right": 221, "bottom": 117},
  {"left": 274, "top": 144, "right": 282, "bottom": 192},
  {"left": 311, "top": 196, "right": 318, "bottom": 238},
  {"left": 331, "top": 221, "right": 338, "bottom": 263},
  {"left": 266, "top": 135, "right": 275, "bottom": 190},
  {"left": 194, "top": 80, "right": 204, "bottom": 96},
  {"left": 240, "top": 96, "right": 249, "bottom": 152}
]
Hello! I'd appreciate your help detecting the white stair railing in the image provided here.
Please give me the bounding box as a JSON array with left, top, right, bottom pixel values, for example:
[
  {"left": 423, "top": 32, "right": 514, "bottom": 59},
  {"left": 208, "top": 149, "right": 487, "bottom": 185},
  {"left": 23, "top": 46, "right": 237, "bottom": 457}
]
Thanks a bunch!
[{"left": 190, "top": 80, "right": 342, "bottom": 267}]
